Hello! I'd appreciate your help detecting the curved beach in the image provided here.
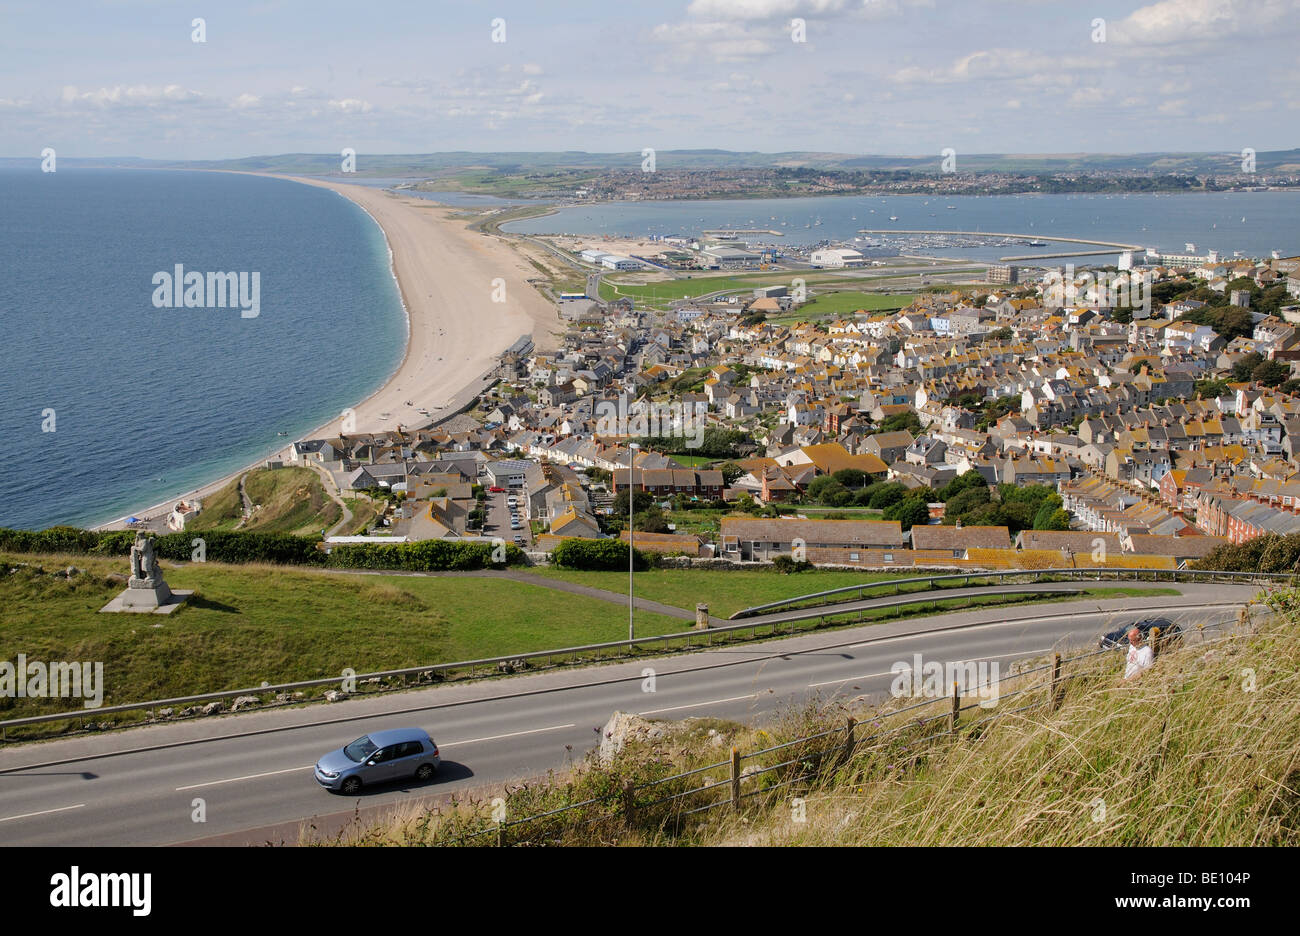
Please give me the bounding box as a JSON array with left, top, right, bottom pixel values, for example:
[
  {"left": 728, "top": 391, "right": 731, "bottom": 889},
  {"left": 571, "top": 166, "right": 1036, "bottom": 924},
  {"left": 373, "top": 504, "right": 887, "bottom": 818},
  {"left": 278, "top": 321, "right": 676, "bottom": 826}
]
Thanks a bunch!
[{"left": 96, "top": 176, "right": 560, "bottom": 530}]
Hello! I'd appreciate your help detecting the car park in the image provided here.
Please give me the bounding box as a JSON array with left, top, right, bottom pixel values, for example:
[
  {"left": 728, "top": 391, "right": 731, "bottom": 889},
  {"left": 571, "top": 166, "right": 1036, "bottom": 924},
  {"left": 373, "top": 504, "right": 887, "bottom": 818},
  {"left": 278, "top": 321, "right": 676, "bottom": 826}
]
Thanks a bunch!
[{"left": 314, "top": 727, "right": 440, "bottom": 794}]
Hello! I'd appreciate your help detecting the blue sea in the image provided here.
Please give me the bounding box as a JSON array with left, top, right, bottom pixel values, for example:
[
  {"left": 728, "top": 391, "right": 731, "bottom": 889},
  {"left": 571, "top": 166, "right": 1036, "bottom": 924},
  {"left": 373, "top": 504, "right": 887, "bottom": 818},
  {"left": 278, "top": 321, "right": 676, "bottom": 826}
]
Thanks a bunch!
[
  {"left": 503, "top": 191, "right": 1300, "bottom": 263},
  {"left": 0, "top": 169, "right": 405, "bottom": 530}
]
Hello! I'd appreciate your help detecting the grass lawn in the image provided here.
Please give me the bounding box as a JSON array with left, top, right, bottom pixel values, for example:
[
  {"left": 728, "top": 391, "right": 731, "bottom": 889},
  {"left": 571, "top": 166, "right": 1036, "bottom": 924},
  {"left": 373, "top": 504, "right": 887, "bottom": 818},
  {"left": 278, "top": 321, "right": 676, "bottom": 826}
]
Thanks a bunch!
[
  {"left": 0, "top": 553, "right": 686, "bottom": 723},
  {"left": 599, "top": 270, "right": 861, "bottom": 308},
  {"left": 667, "top": 453, "right": 718, "bottom": 468},
  {"left": 774, "top": 506, "right": 885, "bottom": 519},
  {"left": 531, "top": 567, "right": 923, "bottom": 619},
  {"left": 662, "top": 508, "right": 731, "bottom": 537}
]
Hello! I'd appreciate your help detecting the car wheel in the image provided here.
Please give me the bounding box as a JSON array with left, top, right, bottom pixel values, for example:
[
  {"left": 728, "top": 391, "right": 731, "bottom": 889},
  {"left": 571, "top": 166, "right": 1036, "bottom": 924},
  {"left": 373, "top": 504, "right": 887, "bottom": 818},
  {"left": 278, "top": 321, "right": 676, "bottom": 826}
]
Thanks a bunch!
[
  {"left": 415, "top": 763, "right": 436, "bottom": 781},
  {"left": 341, "top": 776, "right": 362, "bottom": 795}
]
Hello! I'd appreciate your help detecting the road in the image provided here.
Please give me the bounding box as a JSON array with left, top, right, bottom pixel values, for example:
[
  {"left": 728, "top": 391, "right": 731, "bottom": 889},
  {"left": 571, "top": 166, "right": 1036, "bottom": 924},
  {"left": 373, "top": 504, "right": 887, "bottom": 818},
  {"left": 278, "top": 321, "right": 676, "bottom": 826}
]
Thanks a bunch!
[{"left": 0, "top": 584, "right": 1252, "bottom": 845}]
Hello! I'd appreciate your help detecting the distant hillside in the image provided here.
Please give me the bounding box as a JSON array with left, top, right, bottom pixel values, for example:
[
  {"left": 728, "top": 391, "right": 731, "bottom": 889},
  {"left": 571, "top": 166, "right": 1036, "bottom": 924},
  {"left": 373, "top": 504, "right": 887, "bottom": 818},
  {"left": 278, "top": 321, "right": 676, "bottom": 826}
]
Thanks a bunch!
[{"left": 4, "top": 148, "right": 1298, "bottom": 176}]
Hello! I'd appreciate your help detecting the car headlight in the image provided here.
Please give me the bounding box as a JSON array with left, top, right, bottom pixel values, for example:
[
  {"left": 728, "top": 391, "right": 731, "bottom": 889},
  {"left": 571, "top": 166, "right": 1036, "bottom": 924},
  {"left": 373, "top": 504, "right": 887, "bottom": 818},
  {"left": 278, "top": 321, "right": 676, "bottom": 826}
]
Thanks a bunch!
[{"left": 318, "top": 766, "right": 339, "bottom": 779}]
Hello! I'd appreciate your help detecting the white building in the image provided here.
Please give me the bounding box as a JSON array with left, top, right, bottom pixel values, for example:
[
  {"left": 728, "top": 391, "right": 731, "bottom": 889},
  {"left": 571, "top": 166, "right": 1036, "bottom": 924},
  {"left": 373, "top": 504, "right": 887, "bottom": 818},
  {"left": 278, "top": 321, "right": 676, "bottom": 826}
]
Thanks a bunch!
[
  {"left": 810, "top": 248, "right": 865, "bottom": 268},
  {"left": 601, "top": 255, "right": 641, "bottom": 271}
]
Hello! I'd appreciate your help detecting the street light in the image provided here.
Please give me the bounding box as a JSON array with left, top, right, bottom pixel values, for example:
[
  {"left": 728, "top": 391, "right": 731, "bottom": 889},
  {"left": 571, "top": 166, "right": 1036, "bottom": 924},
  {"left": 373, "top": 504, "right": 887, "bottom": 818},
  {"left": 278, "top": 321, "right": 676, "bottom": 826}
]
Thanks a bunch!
[{"left": 628, "top": 442, "right": 640, "bottom": 643}]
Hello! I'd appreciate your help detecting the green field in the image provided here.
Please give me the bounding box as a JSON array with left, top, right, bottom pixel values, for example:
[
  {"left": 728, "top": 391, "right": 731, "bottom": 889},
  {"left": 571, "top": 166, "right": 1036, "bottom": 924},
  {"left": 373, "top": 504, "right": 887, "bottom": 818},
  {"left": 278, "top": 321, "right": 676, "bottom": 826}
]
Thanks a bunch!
[
  {"left": 533, "top": 567, "right": 925, "bottom": 618},
  {"left": 665, "top": 454, "right": 718, "bottom": 468},
  {"left": 0, "top": 554, "right": 686, "bottom": 724},
  {"left": 598, "top": 271, "right": 852, "bottom": 308}
]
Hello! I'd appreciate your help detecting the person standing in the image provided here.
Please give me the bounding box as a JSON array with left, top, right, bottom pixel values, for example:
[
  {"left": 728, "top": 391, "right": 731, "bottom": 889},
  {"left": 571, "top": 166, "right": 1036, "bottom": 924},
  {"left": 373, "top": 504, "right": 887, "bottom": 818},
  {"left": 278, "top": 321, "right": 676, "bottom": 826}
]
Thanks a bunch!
[{"left": 1124, "top": 626, "right": 1154, "bottom": 680}]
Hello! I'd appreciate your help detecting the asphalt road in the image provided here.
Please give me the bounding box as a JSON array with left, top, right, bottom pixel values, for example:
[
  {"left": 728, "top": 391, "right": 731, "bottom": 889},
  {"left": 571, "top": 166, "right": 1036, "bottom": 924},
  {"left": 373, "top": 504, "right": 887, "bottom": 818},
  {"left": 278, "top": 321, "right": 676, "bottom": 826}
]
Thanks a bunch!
[{"left": 0, "top": 584, "right": 1253, "bottom": 846}]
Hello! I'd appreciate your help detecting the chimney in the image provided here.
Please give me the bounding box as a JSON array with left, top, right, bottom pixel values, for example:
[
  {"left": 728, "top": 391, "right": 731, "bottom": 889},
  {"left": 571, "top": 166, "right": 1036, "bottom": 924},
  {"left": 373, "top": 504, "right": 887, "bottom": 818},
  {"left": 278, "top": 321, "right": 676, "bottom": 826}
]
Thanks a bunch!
[{"left": 955, "top": 518, "right": 963, "bottom": 530}]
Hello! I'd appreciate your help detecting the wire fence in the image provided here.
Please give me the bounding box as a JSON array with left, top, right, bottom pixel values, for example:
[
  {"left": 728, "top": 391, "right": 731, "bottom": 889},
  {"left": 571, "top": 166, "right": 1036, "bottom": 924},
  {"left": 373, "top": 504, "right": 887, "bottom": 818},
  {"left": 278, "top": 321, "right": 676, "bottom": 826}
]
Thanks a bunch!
[{"left": 411, "top": 613, "right": 1244, "bottom": 847}]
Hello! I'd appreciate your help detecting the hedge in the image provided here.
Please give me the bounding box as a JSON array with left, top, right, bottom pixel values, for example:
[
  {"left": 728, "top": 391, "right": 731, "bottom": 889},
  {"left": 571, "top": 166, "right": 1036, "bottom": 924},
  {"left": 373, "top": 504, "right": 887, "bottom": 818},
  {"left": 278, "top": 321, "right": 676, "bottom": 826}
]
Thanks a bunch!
[
  {"left": 0, "top": 527, "right": 523, "bottom": 571},
  {"left": 552, "top": 537, "right": 651, "bottom": 571}
]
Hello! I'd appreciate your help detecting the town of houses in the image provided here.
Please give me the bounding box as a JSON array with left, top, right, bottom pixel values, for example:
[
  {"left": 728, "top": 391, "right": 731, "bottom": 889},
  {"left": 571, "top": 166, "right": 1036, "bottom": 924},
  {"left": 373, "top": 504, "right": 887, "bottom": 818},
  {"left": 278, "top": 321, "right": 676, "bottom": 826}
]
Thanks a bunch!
[{"left": 233, "top": 254, "right": 1300, "bottom": 572}]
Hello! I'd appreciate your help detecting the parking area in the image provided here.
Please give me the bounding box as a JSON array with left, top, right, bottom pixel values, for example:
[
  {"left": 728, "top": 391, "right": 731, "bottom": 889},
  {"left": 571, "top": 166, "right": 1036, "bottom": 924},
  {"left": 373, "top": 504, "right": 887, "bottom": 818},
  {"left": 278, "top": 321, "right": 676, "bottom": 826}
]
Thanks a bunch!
[{"left": 483, "top": 485, "right": 531, "bottom": 549}]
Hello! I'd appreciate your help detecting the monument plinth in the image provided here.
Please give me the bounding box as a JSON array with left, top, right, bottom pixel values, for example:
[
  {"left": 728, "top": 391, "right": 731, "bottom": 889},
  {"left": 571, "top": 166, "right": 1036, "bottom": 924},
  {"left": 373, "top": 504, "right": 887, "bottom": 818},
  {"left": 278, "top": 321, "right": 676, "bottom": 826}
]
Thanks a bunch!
[{"left": 100, "top": 532, "right": 192, "bottom": 614}]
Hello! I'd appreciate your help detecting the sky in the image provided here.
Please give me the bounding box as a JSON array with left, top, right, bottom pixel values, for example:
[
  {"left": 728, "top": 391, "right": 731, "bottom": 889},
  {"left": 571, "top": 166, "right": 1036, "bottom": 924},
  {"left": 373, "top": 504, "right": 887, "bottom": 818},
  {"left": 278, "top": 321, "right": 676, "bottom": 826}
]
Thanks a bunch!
[{"left": 1, "top": 0, "right": 1297, "bottom": 160}]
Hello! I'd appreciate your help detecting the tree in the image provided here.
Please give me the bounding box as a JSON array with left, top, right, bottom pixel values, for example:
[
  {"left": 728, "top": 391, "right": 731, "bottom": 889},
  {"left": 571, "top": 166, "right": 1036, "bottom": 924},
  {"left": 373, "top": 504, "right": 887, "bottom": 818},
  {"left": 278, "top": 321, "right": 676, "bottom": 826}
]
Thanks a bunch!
[
  {"left": 634, "top": 506, "right": 671, "bottom": 534},
  {"left": 938, "top": 469, "right": 987, "bottom": 502},
  {"left": 868, "top": 482, "right": 907, "bottom": 510},
  {"left": 879, "top": 411, "right": 922, "bottom": 434},
  {"left": 1195, "top": 378, "right": 1231, "bottom": 399},
  {"left": 806, "top": 475, "right": 845, "bottom": 503},
  {"left": 1233, "top": 352, "right": 1265, "bottom": 383},
  {"left": 884, "top": 496, "right": 930, "bottom": 532},
  {"left": 1032, "top": 495, "right": 1067, "bottom": 530},
  {"left": 945, "top": 486, "right": 992, "bottom": 518},
  {"left": 612, "top": 489, "right": 656, "bottom": 515},
  {"left": 832, "top": 468, "right": 870, "bottom": 488},
  {"left": 1034, "top": 507, "right": 1071, "bottom": 531},
  {"left": 1251, "top": 358, "right": 1291, "bottom": 389},
  {"left": 719, "top": 462, "right": 745, "bottom": 486}
]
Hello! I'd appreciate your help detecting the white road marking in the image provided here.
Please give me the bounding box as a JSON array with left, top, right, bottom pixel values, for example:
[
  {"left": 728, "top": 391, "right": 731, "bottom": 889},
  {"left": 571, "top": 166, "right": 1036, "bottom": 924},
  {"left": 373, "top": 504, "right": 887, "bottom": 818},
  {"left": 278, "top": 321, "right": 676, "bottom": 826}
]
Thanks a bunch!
[
  {"left": 0, "top": 803, "right": 85, "bottom": 823},
  {"left": 439, "top": 723, "right": 576, "bottom": 747},
  {"left": 639, "top": 693, "right": 757, "bottom": 715},
  {"left": 177, "top": 765, "right": 312, "bottom": 791}
]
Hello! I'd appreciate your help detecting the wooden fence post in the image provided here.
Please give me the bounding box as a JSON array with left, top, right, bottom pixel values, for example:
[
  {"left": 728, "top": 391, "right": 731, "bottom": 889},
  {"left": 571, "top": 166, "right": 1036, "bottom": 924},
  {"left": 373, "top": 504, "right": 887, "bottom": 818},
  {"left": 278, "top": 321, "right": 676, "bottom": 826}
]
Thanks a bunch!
[
  {"left": 731, "top": 747, "right": 742, "bottom": 812},
  {"left": 623, "top": 779, "right": 636, "bottom": 832},
  {"left": 842, "top": 716, "right": 856, "bottom": 767},
  {"left": 496, "top": 821, "right": 506, "bottom": 848},
  {"left": 950, "top": 681, "right": 959, "bottom": 732}
]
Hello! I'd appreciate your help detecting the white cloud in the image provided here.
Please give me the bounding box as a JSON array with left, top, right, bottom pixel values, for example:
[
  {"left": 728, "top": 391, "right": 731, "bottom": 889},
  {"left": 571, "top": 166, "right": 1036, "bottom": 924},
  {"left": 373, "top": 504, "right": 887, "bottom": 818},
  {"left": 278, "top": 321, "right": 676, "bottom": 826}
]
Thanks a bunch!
[
  {"left": 1113, "top": 0, "right": 1300, "bottom": 46},
  {"left": 60, "top": 85, "right": 204, "bottom": 107},
  {"left": 686, "top": 0, "right": 848, "bottom": 19},
  {"left": 329, "top": 98, "right": 372, "bottom": 113}
]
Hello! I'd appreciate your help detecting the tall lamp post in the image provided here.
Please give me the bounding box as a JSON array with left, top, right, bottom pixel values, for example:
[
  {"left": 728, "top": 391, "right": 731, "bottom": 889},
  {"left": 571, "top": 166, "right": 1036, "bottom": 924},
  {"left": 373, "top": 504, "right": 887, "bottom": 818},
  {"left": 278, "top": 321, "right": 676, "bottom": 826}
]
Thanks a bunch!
[{"left": 627, "top": 442, "right": 640, "bottom": 643}]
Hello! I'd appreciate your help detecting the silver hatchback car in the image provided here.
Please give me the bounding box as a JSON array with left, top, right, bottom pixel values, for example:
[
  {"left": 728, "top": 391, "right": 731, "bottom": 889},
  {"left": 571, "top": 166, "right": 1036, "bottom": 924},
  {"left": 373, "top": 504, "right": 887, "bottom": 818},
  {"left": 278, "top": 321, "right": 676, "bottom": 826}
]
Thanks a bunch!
[{"left": 314, "top": 727, "right": 440, "bottom": 794}]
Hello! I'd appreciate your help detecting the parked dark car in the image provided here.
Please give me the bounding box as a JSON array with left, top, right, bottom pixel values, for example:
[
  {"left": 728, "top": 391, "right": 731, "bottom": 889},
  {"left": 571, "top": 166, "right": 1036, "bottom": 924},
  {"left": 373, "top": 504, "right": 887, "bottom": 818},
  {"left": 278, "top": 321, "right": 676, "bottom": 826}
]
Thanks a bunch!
[
  {"left": 1099, "top": 617, "right": 1179, "bottom": 651},
  {"left": 314, "top": 727, "right": 440, "bottom": 794}
]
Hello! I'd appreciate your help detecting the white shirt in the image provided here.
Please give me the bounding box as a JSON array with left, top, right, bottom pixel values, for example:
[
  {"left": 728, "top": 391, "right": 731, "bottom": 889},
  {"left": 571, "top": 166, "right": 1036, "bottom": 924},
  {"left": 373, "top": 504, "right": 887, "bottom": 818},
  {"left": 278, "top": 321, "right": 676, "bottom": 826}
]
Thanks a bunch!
[{"left": 1125, "top": 643, "right": 1154, "bottom": 679}]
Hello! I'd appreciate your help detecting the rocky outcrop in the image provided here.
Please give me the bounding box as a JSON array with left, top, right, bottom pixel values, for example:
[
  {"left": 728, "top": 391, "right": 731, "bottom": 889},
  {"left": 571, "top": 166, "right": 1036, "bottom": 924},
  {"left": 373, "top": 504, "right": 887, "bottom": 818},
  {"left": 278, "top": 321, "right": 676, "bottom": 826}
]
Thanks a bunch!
[{"left": 597, "top": 711, "right": 668, "bottom": 765}]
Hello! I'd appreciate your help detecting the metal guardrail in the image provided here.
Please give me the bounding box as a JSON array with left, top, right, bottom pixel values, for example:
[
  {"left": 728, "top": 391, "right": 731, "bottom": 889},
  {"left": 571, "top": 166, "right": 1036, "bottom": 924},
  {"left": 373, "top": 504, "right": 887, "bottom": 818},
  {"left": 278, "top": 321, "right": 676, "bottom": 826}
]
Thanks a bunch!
[
  {"left": 730, "top": 567, "right": 1290, "bottom": 619},
  {"left": 444, "top": 615, "right": 1244, "bottom": 846},
  {"left": 0, "top": 584, "right": 1098, "bottom": 733}
]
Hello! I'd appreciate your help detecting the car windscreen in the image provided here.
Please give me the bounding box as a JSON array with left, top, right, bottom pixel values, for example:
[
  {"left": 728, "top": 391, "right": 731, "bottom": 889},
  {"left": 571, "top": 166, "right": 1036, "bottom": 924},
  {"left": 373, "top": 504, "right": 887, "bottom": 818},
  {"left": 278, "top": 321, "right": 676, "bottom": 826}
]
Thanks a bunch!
[{"left": 344, "top": 736, "right": 378, "bottom": 762}]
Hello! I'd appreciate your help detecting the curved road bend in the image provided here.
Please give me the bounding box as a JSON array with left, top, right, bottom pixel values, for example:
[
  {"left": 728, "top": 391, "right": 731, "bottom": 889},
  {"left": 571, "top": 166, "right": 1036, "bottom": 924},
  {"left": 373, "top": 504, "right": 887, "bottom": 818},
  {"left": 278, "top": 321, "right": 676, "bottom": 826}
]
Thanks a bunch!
[{"left": 0, "top": 584, "right": 1254, "bottom": 845}]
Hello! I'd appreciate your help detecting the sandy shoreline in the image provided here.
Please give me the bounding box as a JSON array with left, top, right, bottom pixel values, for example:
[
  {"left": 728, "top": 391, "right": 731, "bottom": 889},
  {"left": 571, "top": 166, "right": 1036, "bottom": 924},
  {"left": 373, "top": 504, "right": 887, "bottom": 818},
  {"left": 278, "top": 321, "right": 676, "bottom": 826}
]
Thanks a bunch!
[{"left": 94, "top": 175, "right": 560, "bottom": 531}]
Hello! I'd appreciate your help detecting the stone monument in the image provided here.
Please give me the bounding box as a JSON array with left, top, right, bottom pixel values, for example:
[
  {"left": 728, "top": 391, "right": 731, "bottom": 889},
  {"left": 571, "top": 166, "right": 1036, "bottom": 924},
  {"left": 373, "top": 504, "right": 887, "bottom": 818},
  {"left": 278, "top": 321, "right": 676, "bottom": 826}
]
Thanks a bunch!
[
  {"left": 123, "top": 532, "right": 171, "bottom": 608},
  {"left": 100, "top": 532, "right": 192, "bottom": 614}
]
